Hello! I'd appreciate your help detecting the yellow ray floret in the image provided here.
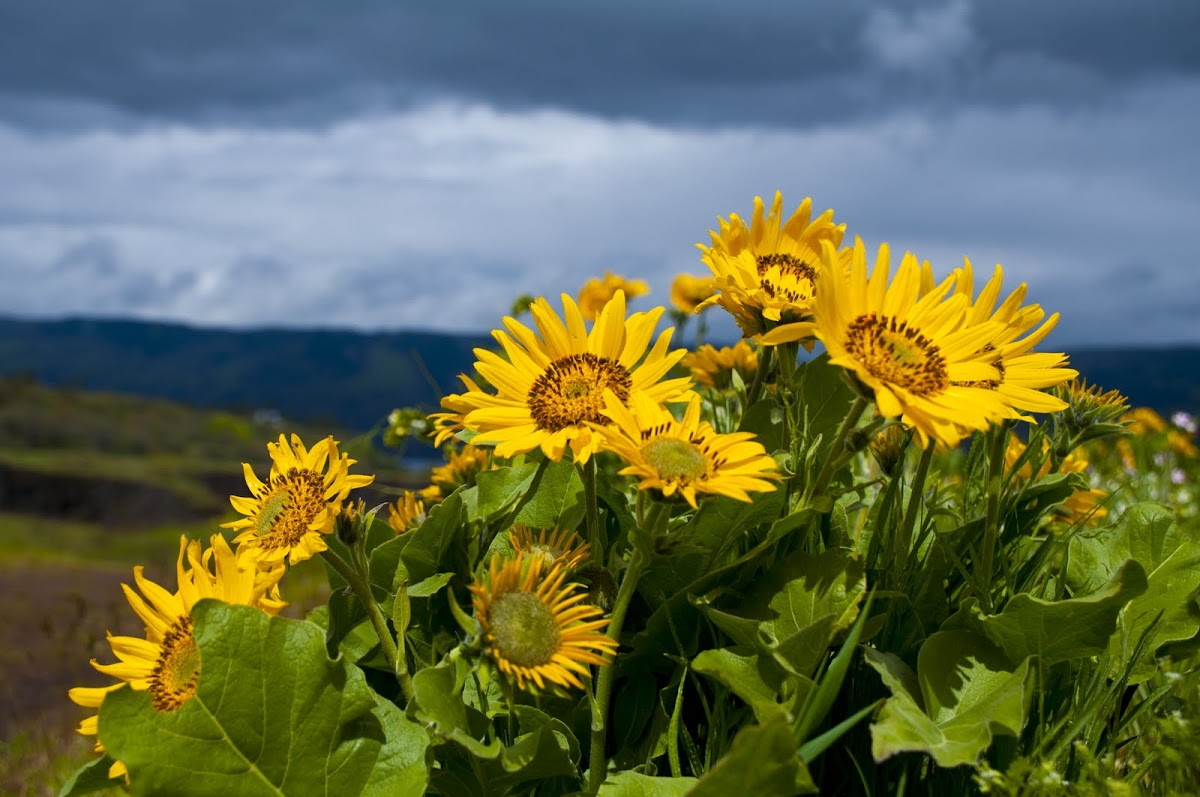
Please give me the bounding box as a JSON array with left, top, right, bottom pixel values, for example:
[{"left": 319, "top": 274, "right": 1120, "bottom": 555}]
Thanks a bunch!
[
  {"left": 458, "top": 290, "right": 692, "bottom": 462},
  {"left": 813, "top": 238, "right": 1014, "bottom": 449},
  {"left": 470, "top": 553, "right": 618, "bottom": 693},
  {"left": 509, "top": 525, "right": 591, "bottom": 571},
  {"left": 223, "top": 433, "right": 375, "bottom": 567},
  {"left": 596, "top": 390, "right": 780, "bottom": 508},
  {"left": 69, "top": 535, "right": 286, "bottom": 780}
]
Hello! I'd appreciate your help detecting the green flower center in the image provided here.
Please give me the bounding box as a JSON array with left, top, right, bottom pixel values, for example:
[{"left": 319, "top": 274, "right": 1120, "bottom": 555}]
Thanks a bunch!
[
  {"left": 254, "top": 468, "right": 327, "bottom": 551},
  {"left": 149, "top": 616, "right": 200, "bottom": 712},
  {"left": 489, "top": 591, "right": 561, "bottom": 668},
  {"left": 640, "top": 438, "right": 707, "bottom": 482}
]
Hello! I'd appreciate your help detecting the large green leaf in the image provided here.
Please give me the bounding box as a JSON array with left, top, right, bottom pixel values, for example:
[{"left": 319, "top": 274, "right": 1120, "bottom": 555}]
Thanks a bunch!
[
  {"left": 687, "top": 714, "right": 817, "bottom": 796},
  {"left": 866, "top": 629, "right": 1034, "bottom": 767},
  {"left": 409, "top": 658, "right": 501, "bottom": 759},
  {"left": 98, "top": 601, "right": 427, "bottom": 796},
  {"left": 512, "top": 458, "right": 586, "bottom": 530},
  {"left": 946, "top": 560, "right": 1147, "bottom": 666},
  {"left": 401, "top": 491, "right": 466, "bottom": 583},
  {"left": 597, "top": 771, "right": 698, "bottom": 796},
  {"left": 1069, "top": 503, "right": 1200, "bottom": 679},
  {"left": 792, "top": 354, "right": 856, "bottom": 464},
  {"left": 360, "top": 700, "right": 431, "bottom": 797},
  {"left": 473, "top": 462, "right": 539, "bottom": 523},
  {"left": 57, "top": 755, "right": 122, "bottom": 797},
  {"left": 691, "top": 647, "right": 790, "bottom": 724}
]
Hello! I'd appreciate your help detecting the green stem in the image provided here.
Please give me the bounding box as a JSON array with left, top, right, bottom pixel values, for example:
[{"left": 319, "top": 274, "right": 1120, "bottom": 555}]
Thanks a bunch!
[
  {"left": 587, "top": 502, "right": 667, "bottom": 793},
  {"left": 811, "top": 396, "right": 870, "bottom": 498},
  {"left": 978, "top": 423, "right": 1011, "bottom": 612},
  {"left": 895, "top": 443, "right": 934, "bottom": 572},
  {"left": 583, "top": 457, "right": 601, "bottom": 556},
  {"left": 745, "top": 346, "right": 772, "bottom": 407},
  {"left": 320, "top": 547, "right": 413, "bottom": 702}
]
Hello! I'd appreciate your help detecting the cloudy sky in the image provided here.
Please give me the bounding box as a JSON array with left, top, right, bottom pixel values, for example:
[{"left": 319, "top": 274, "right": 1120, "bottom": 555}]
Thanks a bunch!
[{"left": 1, "top": 0, "right": 1198, "bottom": 346}]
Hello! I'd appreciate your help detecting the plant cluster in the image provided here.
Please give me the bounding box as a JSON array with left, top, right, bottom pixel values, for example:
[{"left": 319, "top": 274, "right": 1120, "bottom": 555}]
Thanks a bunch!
[{"left": 63, "top": 193, "right": 1200, "bottom": 796}]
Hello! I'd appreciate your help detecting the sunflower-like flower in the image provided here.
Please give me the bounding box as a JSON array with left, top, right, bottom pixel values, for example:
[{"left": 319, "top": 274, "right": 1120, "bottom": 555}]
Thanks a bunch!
[
  {"left": 420, "top": 443, "right": 491, "bottom": 503},
  {"left": 387, "top": 491, "right": 428, "bottom": 533},
  {"left": 223, "top": 434, "right": 375, "bottom": 567},
  {"left": 1006, "top": 434, "right": 1107, "bottom": 525},
  {"left": 1054, "top": 379, "right": 1129, "bottom": 434},
  {"left": 509, "top": 525, "right": 591, "bottom": 571},
  {"left": 577, "top": 271, "right": 650, "bottom": 321},
  {"left": 681, "top": 341, "right": 759, "bottom": 391},
  {"left": 459, "top": 291, "right": 692, "bottom": 462},
  {"left": 429, "top": 374, "right": 486, "bottom": 447},
  {"left": 470, "top": 553, "right": 618, "bottom": 692},
  {"left": 670, "top": 273, "right": 716, "bottom": 314},
  {"left": 1124, "top": 407, "right": 1168, "bottom": 435},
  {"left": 69, "top": 535, "right": 286, "bottom": 780},
  {"left": 697, "top": 192, "right": 847, "bottom": 345},
  {"left": 946, "top": 259, "right": 1077, "bottom": 417},
  {"left": 813, "top": 239, "right": 1014, "bottom": 449},
  {"left": 596, "top": 390, "right": 779, "bottom": 508}
]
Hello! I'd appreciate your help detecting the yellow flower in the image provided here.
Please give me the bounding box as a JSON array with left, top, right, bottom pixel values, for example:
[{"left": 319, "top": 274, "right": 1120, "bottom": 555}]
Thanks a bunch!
[
  {"left": 69, "top": 535, "right": 286, "bottom": 780},
  {"left": 470, "top": 553, "right": 618, "bottom": 693},
  {"left": 509, "top": 525, "right": 591, "bottom": 571},
  {"left": 947, "top": 259, "right": 1077, "bottom": 417},
  {"left": 670, "top": 273, "right": 716, "bottom": 314},
  {"left": 697, "top": 192, "right": 847, "bottom": 345},
  {"left": 223, "top": 434, "right": 374, "bottom": 567},
  {"left": 459, "top": 291, "right": 692, "bottom": 462},
  {"left": 813, "top": 239, "right": 1012, "bottom": 449},
  {"left": 429, "top": 374, "right": 485, "bottom": 447},
  {"left": 596, "top": 390, "right": 780, "bottom": 508},
  {"left": 681, "top": 341, "right": 758, "bottom": 391},
  {"left": 1006, "top": 435, "right": 1107, "bottom": 525},
  {"left": 577, "top": 271, "right": 649, "bottom": 321},
  {"left": 1168, "top": 429, "right": 1198, "bottom": 459},
  {"left": 387, "top": 491, "right": 428, "bottom": 533},
  {"left": 1124, "top": 407, "right": 1167, "bottom": 435},
  {"left": 420, "top": 443, "right": 491, "bottom": 503}
]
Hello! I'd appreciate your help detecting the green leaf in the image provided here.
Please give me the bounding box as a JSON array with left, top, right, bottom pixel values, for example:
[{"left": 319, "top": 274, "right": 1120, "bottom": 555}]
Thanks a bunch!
[
  {"left": 57, "top": 755, "right": 122, "bottom": 796},
  {"left": 596, "top": 770, "right": 698, "bottom": 796},
  {"left": 368, "top": 533, "right": 411, "bottom": 594},
  {"left": 401, "top": 491, "right": 466, "bottom": 583},
  {"left": 950, "top": 560, "right": 1148, "bottom": 665},
  {"left": 692, "top": 646, "right": 788, "bottom": 724},
  {"left": 865, "top": 630, "right": 1034, "bottom": 767},
  {"left": 512, "top": 458, "right": 586, "bottom": 530},
  {"left": 360, "top": 699, "right": 431, "bottom": 797},
  {"left": 408, "top": 571, "right": 455, "bottom": 598},
  {"left": 738, "top": 398, "right": 785, "bottom": 453},
  {"left": 687, "top": 714, "right": 817, "bottom": 796},
  {"left": 793, "top": 354, "right": 856, "bottom": 463},
  {"left": 410, "top": 659, "right": 501, "bottom": 759},
  {"left": 1069, "top": 502, "right": 1200, "bottom": 680},
  {"left": 98, "top": 601, "right": 412, "bottom": 796},
  {"left": 474, "top": 462, "right": 539, "bottom": 523}
]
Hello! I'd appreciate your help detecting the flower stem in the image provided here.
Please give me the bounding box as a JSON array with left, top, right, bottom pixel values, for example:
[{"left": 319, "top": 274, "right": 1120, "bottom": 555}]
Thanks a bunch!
[
  {"left": 320, "top": 547, "right": 413, "bottom": 702},
  {"left": 745, "top": 345, "right": 772, "bottom": 407},
  {"left": 587, "top": 502, "right": 667, "bottom": 793},
  {"left": 978, "top": 423, "right": 1010, "bottom": 612},
  {"left": 582, "top": 457, "right": 601, "bottom": 556},
  {"left": 895, "top": 442, "right": 934, "bottom": 571},
  {"left": 811, "top": 396, "right": 870, "bottom": 498}
]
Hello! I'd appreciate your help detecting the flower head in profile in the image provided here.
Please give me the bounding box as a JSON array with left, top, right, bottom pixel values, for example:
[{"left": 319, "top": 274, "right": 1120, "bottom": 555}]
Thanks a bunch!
[
  {"left": 223, "top": 434, "right": 374, "bottom": 567},
  {"left": 459, "top": 291, "right": 692, "bottom": 462},
  {"left": 697, "top": 192, "right": 847, "bottom": 345},
  {"left": 69, "top": 535, "right": 286, "bottom": 780},
  {"left": 681, "top": 341, "right": 759, "bottom": 392},
  {"left": 577, "top": 271, "right": 650, "bottom": 321},
  {"left": 509, "top": 525, "right": 590, "bottom": 571},
  {"left": 596, "top": 390, "right": 780, "bottom": 508},
  {"left": 945, "top": 259, "right": 1077, "bottom": 418},
  {"left": 429, "top": 374, "right": 486, "bottom": 447},
  {"left": 420, "top": 443, "right": 491, "bottom": 503},
  {"left": 470, "top": 553, "right": 618, "bottom": 693},
  {"left": 387, "top": 491, "right": 428, "bottom": 533},
  {"left": 670, "top": 273, "right": 716, "bottom": 314},
  {"left": 1054, "top": 379, "right": 1128, "bottom": 435},
  {"left": 813, "top": 239, "right": 1013, "bottom": 448}
]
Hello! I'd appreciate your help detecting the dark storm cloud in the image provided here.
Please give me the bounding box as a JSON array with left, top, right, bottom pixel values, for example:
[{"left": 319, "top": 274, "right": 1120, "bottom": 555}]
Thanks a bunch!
[{"left": 2, "top": 0, "right": 1199, "bottom": 129}]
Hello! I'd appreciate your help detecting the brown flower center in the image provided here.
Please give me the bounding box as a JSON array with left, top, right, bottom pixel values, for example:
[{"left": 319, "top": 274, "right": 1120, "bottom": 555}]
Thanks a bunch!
[
  {"left": 527, "top": 353, "right": 632, "bottom": 432},
  {"left": 254, "top": 468, "right": 327, "bottom": 551},
  {"left": 844, "top": 313, "right": 949, "bottom": 396},
  {"left": 756, "top": 253, "right": 817, "bottom": 306},
  {"left": 488, "top": 591, "right": 562, "bottom": 668},
  {"left": 149, "top": 616, "right": 200, "bottom": 712}
]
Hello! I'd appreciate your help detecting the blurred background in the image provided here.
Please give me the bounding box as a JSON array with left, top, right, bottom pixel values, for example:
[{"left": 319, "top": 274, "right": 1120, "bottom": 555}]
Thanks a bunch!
[{"left": 2, "top": 0, "right": 1199, "bottom": 791}]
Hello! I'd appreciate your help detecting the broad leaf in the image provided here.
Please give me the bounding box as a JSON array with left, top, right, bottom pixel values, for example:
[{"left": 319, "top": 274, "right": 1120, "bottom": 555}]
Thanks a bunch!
[
  {"left": 474, "top": 462, "right": 539, "bottom": 523},
  {"left": 512, "top": 458, "right": 586, "bottom": 530},
  {"left": 687, "top": 714, "right": 817, "bottom": 796},
  {"left": 401, "top": 492, "right": 466, "bottom": 583},
  {"left": 99, "top": 601, "right": 422, "bottom": 796},
  {"left": 691, "top": 647, "right": 789, "bottom": 724},
  {"left": 57, "top": 755, "right": 122, "bottom": 797},
  {"left": 597, "top": 771, "right": 698, "bottom": 796}
]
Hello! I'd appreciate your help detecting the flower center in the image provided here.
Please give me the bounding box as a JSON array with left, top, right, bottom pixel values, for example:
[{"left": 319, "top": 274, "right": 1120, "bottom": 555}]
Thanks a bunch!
[
  {"left": 149, "top": 616, "right": 200, "bottom": 712},
  {"left": 255, "top": 468, "right": 327, "bottom": 551},
  {"left": 844, "top": 313, "right": 949, "bottom": 396},
  {"left": 527, "top": 353, "right": 633, "bottom": 432},
  {"left": 756, "top": 253, "right": 817, "bottom": 306},
  {"left": 488, "top": 591, "right": 562, "bottom": 668},
  {"left": 640, "top": 437, "right": 708, "bottom": 482}
]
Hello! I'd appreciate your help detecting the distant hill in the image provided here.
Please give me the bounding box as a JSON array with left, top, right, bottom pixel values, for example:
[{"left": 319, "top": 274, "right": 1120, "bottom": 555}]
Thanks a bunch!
[{"left": 0, "top": 317, "right": 1197, "bottom": 428}]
